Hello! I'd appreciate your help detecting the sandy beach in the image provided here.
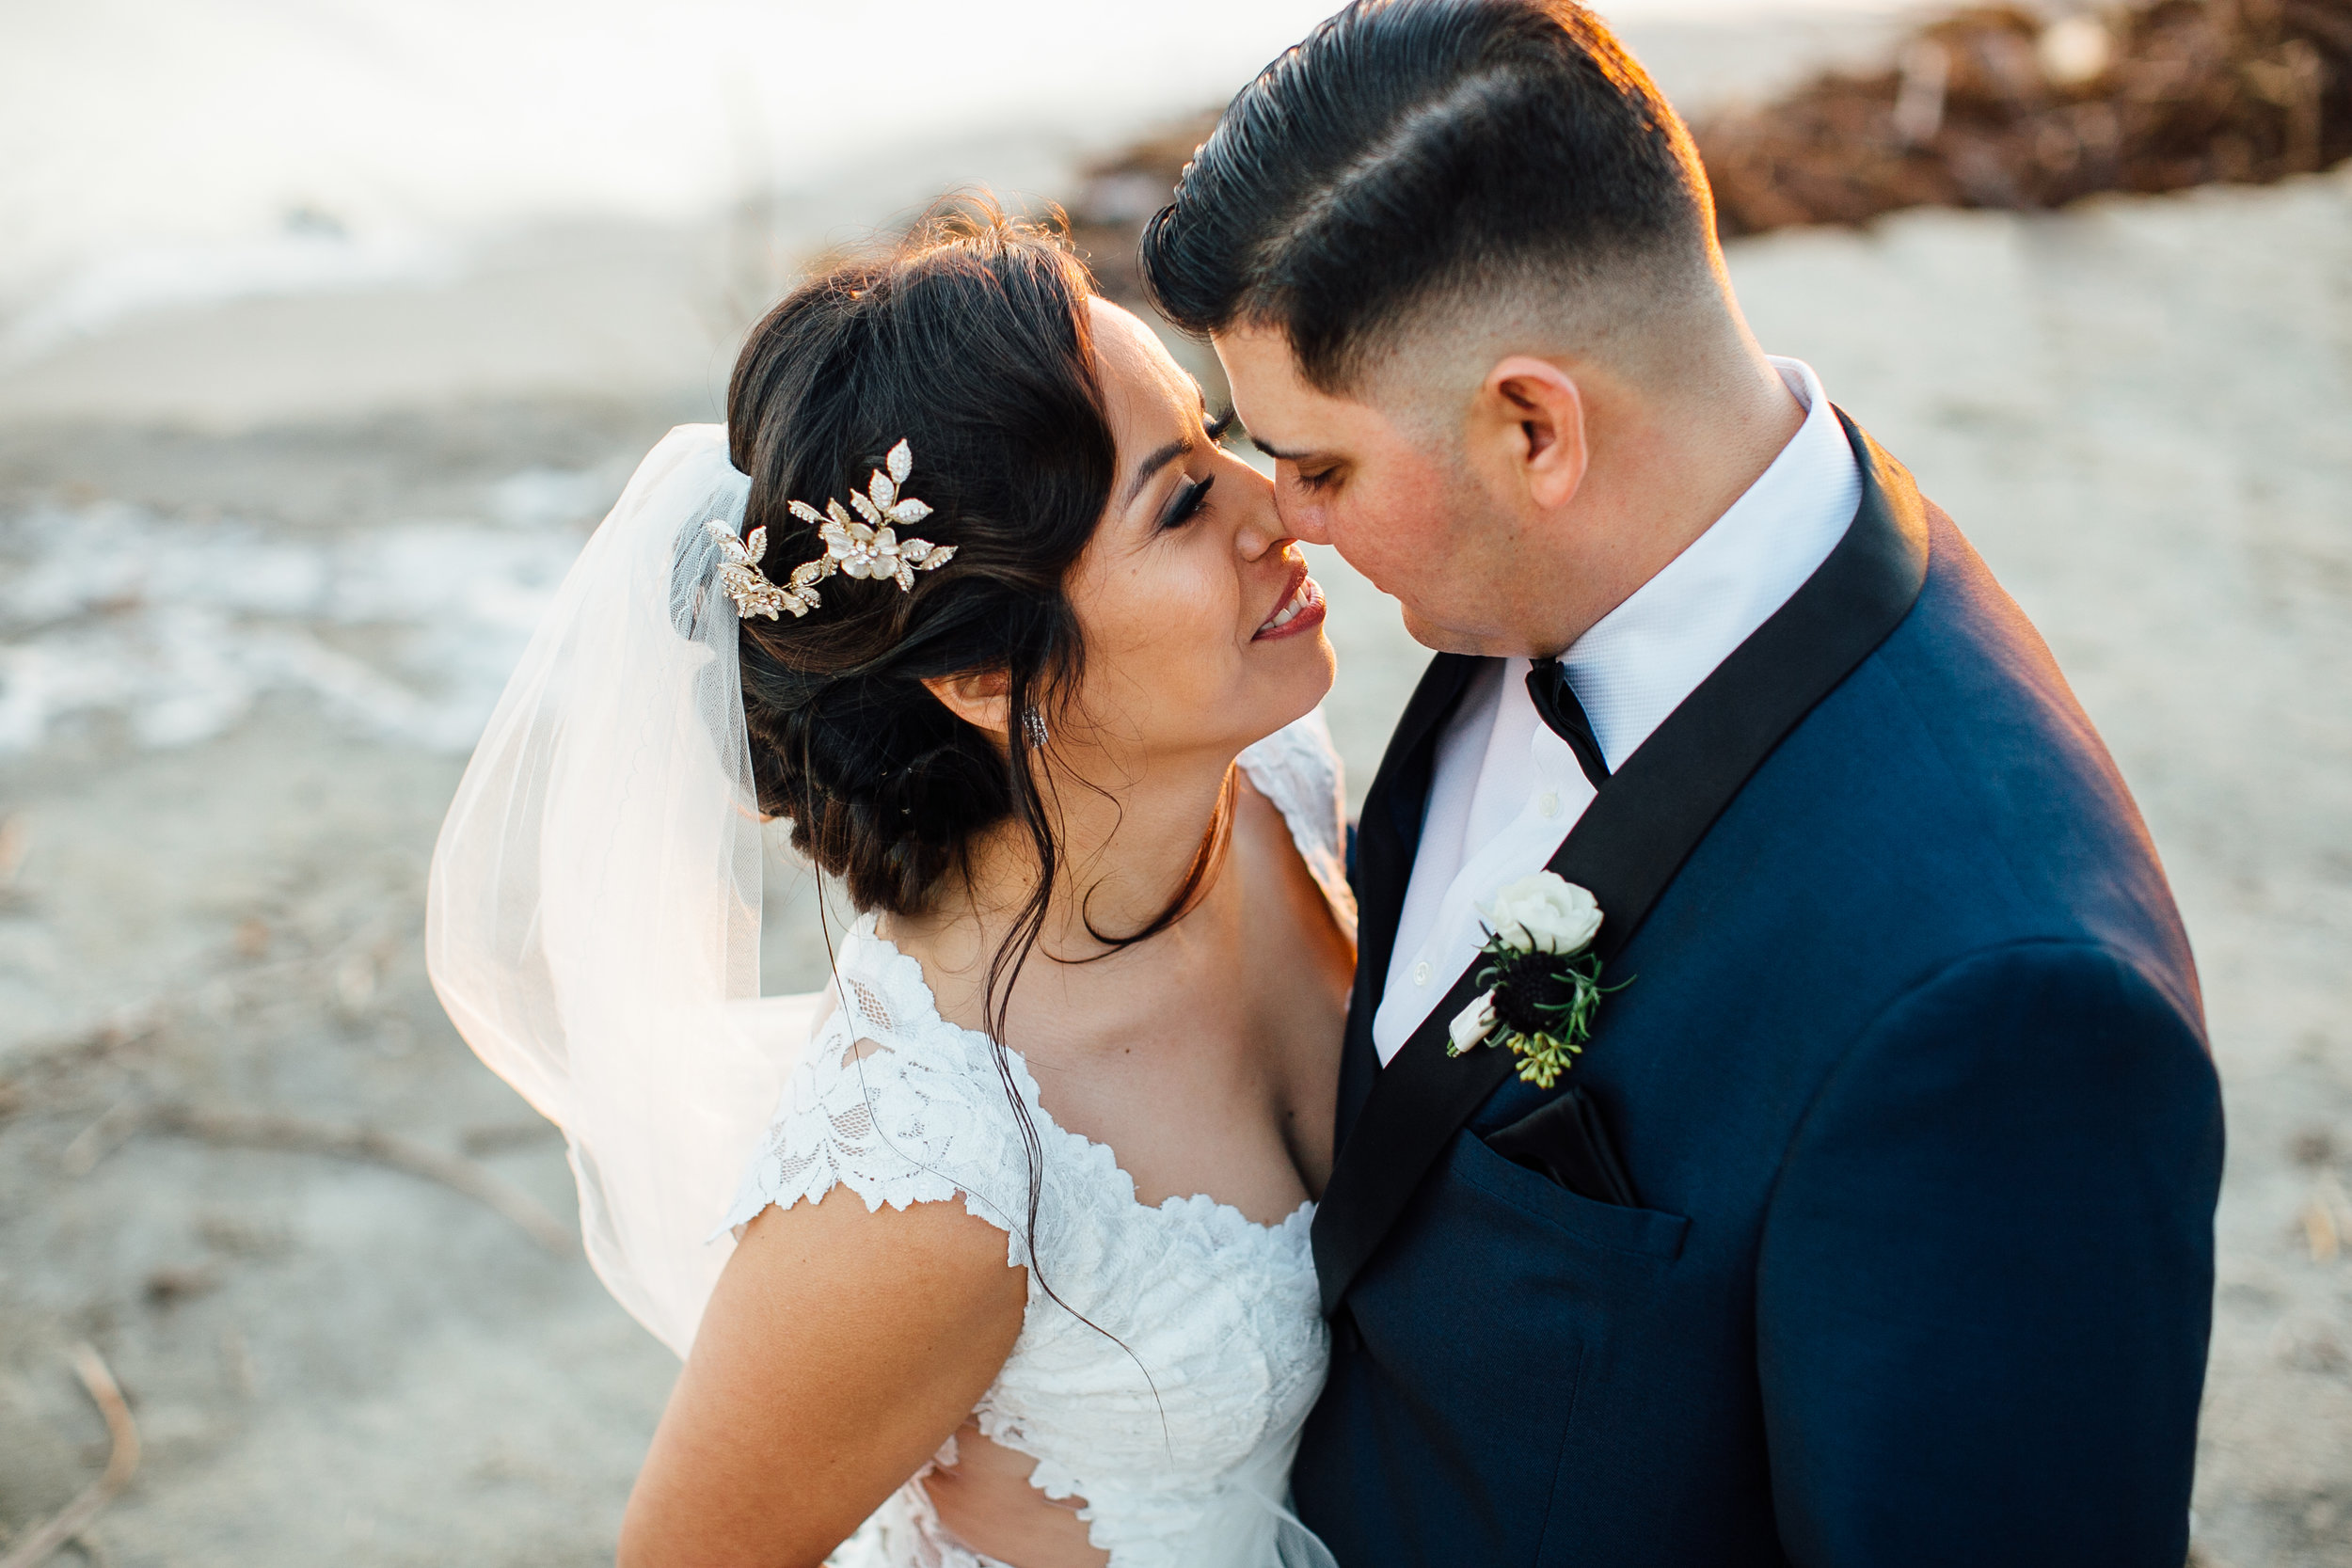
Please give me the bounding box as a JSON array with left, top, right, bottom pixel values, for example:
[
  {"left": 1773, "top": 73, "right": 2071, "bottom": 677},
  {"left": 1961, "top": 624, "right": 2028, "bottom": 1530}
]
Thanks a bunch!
[{"left": 2, "top": 11, "right": 2348, "bottom": 1564}]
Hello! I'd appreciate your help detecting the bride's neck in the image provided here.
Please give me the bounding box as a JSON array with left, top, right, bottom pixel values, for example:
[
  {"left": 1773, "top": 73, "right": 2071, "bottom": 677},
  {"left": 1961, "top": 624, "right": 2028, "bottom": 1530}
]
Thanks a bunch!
[{"left": 880, "top": 740, "right": 1238, "bottom": 1017}]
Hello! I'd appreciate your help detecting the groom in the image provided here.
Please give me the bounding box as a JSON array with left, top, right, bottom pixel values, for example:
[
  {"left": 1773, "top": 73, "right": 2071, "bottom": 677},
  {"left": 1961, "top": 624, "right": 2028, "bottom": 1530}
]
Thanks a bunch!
[{"left": 1141, "top": 1, "right": 2222, "bottom": 1562}]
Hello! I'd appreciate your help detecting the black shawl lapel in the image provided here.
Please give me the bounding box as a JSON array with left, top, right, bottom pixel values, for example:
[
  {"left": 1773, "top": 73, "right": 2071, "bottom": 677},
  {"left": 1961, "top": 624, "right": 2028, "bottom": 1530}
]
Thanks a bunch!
[
  {"left": 1332, "top": 651, "right": 1483, "bottom": 1150},
  {"left": 1311, "top": 413, "right": 1931, "bottom": 1317}
]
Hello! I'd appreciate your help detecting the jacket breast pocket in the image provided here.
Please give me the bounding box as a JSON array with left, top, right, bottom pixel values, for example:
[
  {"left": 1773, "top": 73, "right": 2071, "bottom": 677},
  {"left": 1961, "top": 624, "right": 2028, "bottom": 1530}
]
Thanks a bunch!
[
  {"left": 1457, "top": 1126, "right": 1692, "bottom": 1261},
  {"left": 1327, "top": 1128, "right": 1695, "bottom": 1564}
]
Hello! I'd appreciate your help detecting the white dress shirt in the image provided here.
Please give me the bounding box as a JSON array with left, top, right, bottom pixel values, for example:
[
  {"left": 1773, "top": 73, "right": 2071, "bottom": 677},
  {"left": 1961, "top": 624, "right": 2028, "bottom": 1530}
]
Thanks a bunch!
[{"left": 1370, "top": 356, "right": 1862, "bottom": 1064}]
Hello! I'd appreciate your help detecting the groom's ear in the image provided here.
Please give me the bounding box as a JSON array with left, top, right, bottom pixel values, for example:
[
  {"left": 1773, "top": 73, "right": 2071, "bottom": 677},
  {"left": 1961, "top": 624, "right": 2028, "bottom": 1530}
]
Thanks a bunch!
[
  {"left": 1474, "top": 356, "right": 1589, "bottom": 513},
  {"left": 920, "top": 669, "right": 1013, "bottom": 744}
]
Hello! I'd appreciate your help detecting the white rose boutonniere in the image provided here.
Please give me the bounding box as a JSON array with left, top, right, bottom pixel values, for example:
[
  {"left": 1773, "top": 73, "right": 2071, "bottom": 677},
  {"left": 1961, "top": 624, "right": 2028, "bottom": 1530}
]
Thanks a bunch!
[
  {"left": 1445, "top": 870, "right": 1628, "bottom": 1087},
  {"left": 1487, "top": 873, "right": 1602, "bottom": 956}
]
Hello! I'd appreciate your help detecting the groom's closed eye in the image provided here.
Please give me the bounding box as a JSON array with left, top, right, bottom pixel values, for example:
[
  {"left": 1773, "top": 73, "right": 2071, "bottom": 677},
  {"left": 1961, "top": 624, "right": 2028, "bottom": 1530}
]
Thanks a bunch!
[
  {"left": 1274, "top": 456, "right": 1340, "bottom": 495},
  {"left": 1239, "top": 431, "right": 1337, "bottom": 490}
]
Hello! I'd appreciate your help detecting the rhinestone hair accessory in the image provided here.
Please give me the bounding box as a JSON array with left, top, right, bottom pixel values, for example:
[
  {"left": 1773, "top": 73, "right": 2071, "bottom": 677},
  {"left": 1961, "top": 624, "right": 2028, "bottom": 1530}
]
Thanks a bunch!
[{"left": 708, "top": 438, "right": 957, "bottom": 620}]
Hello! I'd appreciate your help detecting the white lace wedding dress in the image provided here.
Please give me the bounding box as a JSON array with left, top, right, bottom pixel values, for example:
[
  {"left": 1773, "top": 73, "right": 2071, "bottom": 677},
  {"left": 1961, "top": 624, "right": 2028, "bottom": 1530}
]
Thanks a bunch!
[{"left": 722, "top": 713, "right": 1355, "bottom": 1568}]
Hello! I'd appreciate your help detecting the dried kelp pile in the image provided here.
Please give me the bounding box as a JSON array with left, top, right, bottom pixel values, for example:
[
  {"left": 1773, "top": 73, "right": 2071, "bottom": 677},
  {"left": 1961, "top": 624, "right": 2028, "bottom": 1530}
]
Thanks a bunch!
[
  {"left": 1695, "top": 0, "right": 2352, "bottom": 235},
  {"left": 1061, "top": 0, "right": 2352, "bottom": 271}
]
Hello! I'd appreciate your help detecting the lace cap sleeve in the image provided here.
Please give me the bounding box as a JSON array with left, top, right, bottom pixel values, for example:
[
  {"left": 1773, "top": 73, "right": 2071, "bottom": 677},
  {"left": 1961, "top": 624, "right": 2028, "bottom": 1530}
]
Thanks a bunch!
[
  {"left": 719, "top": 927, "right": 1034, "bottom": 1259},
  {"left": 1237, "top": 707, "right": 1356, "bottom": 939}
]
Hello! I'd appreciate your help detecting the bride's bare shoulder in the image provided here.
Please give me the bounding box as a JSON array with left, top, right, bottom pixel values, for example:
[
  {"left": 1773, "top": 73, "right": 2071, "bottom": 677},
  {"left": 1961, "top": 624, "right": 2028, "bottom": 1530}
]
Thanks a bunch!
[{"left": 624, "top": 1188, "right": 1023, "bottom": 1567}]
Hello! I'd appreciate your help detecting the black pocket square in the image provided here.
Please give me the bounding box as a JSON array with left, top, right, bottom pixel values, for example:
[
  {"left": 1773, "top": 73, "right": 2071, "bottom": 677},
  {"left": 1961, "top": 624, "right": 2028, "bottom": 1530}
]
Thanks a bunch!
[{"left": 1486, "top": 1085, "right": 1639, "bottom": 1208}]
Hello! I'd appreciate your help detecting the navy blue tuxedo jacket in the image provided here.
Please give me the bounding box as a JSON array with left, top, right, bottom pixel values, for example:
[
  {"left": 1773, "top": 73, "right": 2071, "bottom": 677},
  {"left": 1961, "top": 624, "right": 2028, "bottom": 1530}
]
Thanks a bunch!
[{"left": 1294, "top": 420, "right": 2222, "bottom": 1566}]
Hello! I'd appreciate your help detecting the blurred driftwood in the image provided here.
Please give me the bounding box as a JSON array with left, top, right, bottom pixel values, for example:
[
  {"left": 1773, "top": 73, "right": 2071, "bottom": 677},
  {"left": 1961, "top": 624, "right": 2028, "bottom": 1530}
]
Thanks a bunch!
[
  {"left": 0, "top": 1343, "right": 139, "bottom": 1568},
  {"left": 152, "top": 1104, "right": 576, "bottom": 1255},
  {"left": 63, "top": 1101, "right": 575, "bottom": 1255}
]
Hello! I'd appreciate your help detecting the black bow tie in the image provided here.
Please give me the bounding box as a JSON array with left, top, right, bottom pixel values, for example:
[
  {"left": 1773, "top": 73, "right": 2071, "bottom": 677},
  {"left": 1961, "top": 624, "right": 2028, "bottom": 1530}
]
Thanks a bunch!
[{"left": 1527, "top": 658, "right": 1612, "bottom": 792}]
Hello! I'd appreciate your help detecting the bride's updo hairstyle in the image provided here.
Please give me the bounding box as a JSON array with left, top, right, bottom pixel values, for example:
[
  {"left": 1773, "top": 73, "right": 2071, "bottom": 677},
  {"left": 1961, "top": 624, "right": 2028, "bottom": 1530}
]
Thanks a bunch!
[
  {"left": 726, "top": 204, "right": 1233, "bottom": 1346},
  {"left": 728, "top": 207, "right": 1223, "bottom": 1331},
  {"left": 725, "top": 202, "right": 1116, "bottom": 921}
]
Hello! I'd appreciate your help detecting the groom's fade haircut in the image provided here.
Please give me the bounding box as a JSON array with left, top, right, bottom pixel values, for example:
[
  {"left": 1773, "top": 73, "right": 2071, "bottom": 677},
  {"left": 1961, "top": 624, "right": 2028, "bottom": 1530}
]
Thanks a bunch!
[{"left": 1140, "top": 0, "right": 1718, "bottom": 396}]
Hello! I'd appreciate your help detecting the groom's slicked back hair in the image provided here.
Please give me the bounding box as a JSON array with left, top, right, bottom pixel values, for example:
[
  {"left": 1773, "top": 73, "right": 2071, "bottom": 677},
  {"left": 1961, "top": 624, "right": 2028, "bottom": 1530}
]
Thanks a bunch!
[{"left": 1140, "top": 0, "right": 1714, "bottom": 391}]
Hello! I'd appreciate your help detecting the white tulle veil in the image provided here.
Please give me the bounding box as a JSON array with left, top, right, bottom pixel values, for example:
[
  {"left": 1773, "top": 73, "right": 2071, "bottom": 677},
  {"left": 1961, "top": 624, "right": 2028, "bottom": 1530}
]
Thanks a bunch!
[
  {"left": 426, "top": 423, "right": 823, "bottom": 1356},
  {"left": 425, "top": 419, "right": 1343, "bottom": 1568}
]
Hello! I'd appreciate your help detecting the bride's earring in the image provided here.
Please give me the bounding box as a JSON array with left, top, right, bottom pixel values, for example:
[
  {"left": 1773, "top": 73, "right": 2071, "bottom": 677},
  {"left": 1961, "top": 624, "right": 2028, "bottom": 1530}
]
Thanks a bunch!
[{"left": 1023, "top": 711, "right": 1049, "bottom": 750}]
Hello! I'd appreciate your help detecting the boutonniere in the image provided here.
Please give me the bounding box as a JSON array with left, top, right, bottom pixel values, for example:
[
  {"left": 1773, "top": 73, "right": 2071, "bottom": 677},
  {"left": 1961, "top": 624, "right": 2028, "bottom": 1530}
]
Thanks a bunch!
[{"left": 1445, "top": 871, "right": 1627, "bottom": 1088}]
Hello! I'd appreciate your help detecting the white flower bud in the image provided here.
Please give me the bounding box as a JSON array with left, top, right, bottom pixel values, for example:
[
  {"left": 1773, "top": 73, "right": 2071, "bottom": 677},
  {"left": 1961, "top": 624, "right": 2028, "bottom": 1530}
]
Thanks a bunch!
[{"left": 1449, "top": 989, "right": 1499, "bottom": 1054}]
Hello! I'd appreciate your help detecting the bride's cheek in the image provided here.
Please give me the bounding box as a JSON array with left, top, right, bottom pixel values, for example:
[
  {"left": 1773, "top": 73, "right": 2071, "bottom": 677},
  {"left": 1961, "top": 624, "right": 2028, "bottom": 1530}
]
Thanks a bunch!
[
  {"left": 1143, "top": 562, "right": 1220, "bottom": 654},
  {"left": 1090, "top": 571, "right": 1200, "bottom": 699}
]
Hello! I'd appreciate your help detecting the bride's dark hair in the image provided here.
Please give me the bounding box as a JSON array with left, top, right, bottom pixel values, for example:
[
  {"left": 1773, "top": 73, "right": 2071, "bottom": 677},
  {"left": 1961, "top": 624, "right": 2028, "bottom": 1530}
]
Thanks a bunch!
[
  {"left": 726, "top": 203, "right": 1227, "bottom": 1307},
  {"left": 727, "top": 201, "right": 1111, "bottom": 922}
]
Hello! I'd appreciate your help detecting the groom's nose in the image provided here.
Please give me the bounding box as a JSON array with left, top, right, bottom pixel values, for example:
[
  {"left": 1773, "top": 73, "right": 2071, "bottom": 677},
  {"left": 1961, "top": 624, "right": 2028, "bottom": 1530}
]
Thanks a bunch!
[{"left": 1272, "top": 481, "right": 1334, "bottom": 546}]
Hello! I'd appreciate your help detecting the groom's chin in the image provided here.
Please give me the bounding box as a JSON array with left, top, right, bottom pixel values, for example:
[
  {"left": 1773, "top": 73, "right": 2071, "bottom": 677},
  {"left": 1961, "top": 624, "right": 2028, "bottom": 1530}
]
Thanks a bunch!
[{"left": 1400, "top": 606, "right": 1509, "bottom": 659}]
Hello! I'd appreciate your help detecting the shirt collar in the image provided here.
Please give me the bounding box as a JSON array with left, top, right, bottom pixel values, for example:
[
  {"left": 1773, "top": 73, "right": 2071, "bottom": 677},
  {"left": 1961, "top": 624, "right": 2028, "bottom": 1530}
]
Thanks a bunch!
[{"left": 1563, "top": 356, "right": 1860, "bottom": 768}]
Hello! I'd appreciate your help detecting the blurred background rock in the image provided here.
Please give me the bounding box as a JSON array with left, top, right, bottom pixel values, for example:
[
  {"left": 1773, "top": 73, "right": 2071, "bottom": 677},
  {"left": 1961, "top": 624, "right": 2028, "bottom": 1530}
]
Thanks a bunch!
[{"left": 1, "top": 1, "right": 2346, "bottom": 1563}]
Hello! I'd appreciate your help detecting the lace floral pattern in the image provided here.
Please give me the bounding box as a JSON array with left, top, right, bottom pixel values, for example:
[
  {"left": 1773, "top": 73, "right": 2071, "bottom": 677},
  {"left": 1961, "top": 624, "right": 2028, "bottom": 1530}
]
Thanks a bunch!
[
  {"left": 720, "top": 949, "right": 1037, "bottom": 1258},
  {"left": 724, "top": 713, "right": 1347, "bottom": 1568},
  {"left": 723, "top": 921, "right": 1327, "bottom": 1568},
  {"left": 1237, "top": 708, "right": 1357, "bottom": 943}
]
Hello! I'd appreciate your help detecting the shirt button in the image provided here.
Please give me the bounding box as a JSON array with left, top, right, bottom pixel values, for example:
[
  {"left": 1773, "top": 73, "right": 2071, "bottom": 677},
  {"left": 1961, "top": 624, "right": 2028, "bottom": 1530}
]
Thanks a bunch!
[
  {"left": 1413, "top": 961, "right": 1432, "bottom": 986},
  {"left": 1538, "top": 790, "right": 1561, "bottom": 818}
]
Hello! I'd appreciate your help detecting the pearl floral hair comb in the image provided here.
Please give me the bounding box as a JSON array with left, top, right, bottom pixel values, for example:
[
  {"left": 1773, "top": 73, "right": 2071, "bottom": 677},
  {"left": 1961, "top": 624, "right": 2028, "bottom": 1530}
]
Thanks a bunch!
[{"left": 708, "top": 438, "right": 957, "bottom": 620}]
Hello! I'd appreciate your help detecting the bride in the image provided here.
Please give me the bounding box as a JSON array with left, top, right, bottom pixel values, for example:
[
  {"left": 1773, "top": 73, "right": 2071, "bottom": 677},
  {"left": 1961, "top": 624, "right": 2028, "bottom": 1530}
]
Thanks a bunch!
[{"left": 426, "top": 204, "right": 1355, "bottom": 1567}]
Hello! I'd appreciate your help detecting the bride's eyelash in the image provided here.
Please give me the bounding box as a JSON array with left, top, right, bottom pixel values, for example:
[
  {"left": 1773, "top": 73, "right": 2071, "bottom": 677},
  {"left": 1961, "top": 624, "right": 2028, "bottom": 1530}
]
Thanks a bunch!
[
  {"left": 1152, "top": 411, "right": 1232, "bottom": 531},
  {"left": 1159, "top": 474, "right": 1216, "bottom": 531}
]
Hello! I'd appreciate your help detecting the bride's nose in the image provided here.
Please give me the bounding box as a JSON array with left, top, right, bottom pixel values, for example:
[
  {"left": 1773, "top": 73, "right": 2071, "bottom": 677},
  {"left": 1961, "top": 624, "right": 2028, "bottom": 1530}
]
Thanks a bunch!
[{"left": 1231, "top": 466, "right": 1288, "bottom": 562}]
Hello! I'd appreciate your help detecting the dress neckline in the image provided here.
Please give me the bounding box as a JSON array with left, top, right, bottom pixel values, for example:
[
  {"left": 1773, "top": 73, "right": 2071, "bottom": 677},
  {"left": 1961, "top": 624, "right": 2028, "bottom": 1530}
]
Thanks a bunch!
[{"left": 838, "top": 915, "right": 1315, "bottom": 1242}]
